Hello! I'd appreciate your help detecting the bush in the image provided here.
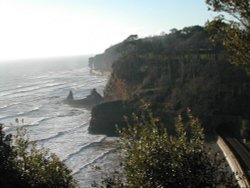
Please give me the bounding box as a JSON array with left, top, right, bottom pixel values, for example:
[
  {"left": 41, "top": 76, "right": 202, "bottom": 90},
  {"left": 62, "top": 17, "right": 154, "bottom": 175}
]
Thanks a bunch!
[
  {"left": 94, "top": 107, "right": 238, "bottom": 187},
  {"left": 0, "top": 125, "right": 77, "bottom": 188}
]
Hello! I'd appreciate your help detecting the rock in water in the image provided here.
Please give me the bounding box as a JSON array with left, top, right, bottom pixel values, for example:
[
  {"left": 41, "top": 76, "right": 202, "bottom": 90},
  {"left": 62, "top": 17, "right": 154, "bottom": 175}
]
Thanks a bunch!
[
  {"left": 67, "top": 90, "right": 74, "bottom": 101},
  {"left": 65, "top": 89, "right": 103, "bottom": 108}
]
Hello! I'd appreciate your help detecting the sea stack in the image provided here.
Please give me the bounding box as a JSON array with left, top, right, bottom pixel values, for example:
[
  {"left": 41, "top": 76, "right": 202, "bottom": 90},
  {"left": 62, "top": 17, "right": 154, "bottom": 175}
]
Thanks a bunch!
[{"left": 65, "top": 89, "right": 104, "bottom": 108}]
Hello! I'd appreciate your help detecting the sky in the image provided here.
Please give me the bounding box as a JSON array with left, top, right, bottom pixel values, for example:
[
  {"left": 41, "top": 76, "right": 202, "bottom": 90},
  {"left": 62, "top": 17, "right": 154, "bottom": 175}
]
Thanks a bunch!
[{"left": 0, "top": 0, "right": 218, "bottom": 62}]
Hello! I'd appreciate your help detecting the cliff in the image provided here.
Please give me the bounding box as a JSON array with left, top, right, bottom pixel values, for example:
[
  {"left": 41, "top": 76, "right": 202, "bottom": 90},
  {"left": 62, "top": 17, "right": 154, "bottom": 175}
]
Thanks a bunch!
[
  {"left": 89, "top": 100, "right": 134, "bottom": 136},
  {"left": 88, "top": 26, "right": 250, "bottom": 138}
]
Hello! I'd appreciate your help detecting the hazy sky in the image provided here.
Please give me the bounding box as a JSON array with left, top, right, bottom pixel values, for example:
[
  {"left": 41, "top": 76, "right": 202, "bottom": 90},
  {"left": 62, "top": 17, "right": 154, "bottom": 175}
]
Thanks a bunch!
[{"left": 0, "top": 0, "right": 217, "bottom": 62}]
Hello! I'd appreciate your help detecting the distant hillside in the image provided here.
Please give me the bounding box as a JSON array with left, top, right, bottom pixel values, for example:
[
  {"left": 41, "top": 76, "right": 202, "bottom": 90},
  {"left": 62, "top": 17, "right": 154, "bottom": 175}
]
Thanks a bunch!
[
  {"left": 88, "top": 34, "right": 139, "bottom": 72},
  {"left": 88, "top": 43, "right": 121, "bottom": 72},
  {"left": 89, "top": 26, "right": 250, "bottom": 139}
]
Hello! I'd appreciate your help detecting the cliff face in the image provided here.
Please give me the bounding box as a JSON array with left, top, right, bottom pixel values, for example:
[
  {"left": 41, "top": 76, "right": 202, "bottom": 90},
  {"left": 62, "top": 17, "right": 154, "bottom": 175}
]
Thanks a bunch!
[
  {"left": 89, "top": 100, "right": 134, "bottom": 136},
  {"left": 88, "top": 26, "right": 250, "bottom": 137}
]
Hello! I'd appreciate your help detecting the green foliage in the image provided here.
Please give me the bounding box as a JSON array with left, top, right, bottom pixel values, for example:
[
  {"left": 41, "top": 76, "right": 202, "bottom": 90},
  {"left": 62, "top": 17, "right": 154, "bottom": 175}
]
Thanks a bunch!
[
  {"left": 0, "top": 124, "right": 22, "bottom": 187},
  {"left": 91, "top": 169, "right": 124, "bottom": 188},
  {"left": 206, "top": 0, "right": 250, "bottom": 73},
  {"left": 118, "top": 108, "right": 237, "bottom": 187},
  {"left": 0, "top": 125, "right": 77, "bottom": 188},
  {"left": 94, "top": 108, "right": 238, "bottom": 187}
]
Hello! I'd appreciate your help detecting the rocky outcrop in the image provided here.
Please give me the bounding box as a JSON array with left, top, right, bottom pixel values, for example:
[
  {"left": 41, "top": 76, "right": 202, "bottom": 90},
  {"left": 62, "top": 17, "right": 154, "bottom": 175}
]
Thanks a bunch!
[
  {"left": 65, "top": 89, "right": 103, "bottom": 108},
  {"left": 88, "top": 26, "right": 250, "bottom": 138},
  {"left": 67, "top": 90, "right": 74, "bottom": 101},
  {"left": 88, "top": 100, "right": 134, "bottom": 136}
]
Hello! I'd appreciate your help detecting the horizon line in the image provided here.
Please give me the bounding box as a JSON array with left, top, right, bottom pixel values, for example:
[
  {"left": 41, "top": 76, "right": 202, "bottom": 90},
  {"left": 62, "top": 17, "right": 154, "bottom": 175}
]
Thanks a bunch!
[{"left": 0, "top": 54, "right": 94, "bottom": 64}]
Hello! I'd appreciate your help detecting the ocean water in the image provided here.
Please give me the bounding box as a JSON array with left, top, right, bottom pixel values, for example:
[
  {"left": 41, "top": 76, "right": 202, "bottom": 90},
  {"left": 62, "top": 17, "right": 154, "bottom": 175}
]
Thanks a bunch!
[{"left": 0, "top": 57, "right": 117, "bottom": 187}]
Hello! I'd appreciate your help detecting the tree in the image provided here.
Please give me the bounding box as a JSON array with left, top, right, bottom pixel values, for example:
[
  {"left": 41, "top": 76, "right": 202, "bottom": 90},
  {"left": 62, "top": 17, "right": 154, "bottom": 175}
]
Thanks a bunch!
[
  {"left": 0, "top": 125, "right": 77, "bottom": 188},
  {"left": 123, "top": 35, "right": 138, "bottom": 42},
  {"left": 206, "top": 0, "right": 250, "bottom": 74},
  {"left": 93, "top": 107, "right": 238, "bottom": 187},
  {"left": 170, "top": 28, "right": 178, "bottom": 34},
  {"left": 0, "top": 124, "right": 23, "bottom": 187}
]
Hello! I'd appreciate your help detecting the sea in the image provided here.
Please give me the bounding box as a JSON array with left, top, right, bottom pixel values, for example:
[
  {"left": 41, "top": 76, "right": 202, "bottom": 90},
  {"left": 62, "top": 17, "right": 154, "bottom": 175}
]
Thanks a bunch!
[{"left": 0, "top": 56, "right": 117, "bottom": 187}]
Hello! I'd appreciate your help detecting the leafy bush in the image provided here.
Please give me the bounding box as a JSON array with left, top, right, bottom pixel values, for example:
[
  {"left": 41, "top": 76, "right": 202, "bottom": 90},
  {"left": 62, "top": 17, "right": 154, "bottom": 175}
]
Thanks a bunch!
[
  {"left": 0, "top": 125, "right": 77, "bottom": 188},
  {"left": 93, "top": 107, "right": 238, "bottom": 187},
  {"left": 206, "top": 0, "right": 250, "bottom": 74}
]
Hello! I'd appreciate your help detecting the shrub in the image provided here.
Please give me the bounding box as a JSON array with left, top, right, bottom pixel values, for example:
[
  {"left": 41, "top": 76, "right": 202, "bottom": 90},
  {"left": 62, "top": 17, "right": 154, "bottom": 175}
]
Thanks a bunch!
[
  {"left": 0, "top": 125, "right": 77, "bottom": 188},
  {"left": 94, "top": 107, "right": 238, "bottom": 187}
]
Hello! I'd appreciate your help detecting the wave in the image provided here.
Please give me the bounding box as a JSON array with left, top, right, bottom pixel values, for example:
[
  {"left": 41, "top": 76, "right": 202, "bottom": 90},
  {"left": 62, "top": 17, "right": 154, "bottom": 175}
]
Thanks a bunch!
[
  {"left": 78, "top": 122, "right": 89, "bottom": 128},
  {"left": 0, "top": 114, "right": 19, "bottom": 121},
  {"left": 27, "top": 106, "right": 40, "bottom": 113},
  {"left": 0, "top": 116, "right": 51, "bottom": 132},
  {"left": 0, "top": 106, "right": 42, "bottom": 122},
  {"left": 72, "top": 149, "right": 115, "bottom": 175},
  {"left": 0, "top": 64, "right": 109, "bottom": 186},
  {"left": 0, "top": 82, "right": 66, "bottom": 98},
  {"left": 63, "top": 137, "right": 106, "bottom": 162},
  {"left": 0, "top": 105, "right": 10, "bottom": 110},
  {"left": 22, "top": 117, "right": 52, "bottom": 128},
  {"left": 37, "top": 131, "right": 66, "bottom": 143},
  {"left": 0, "top": 80, "right": 54, "bottom": 94},
  {"left": 36, "top": 123, "right": 89, "bottom": 144},
  {"left": 0, "top": 102, "right": 20, "bottom": 109},
  {"left": 16, "top": 106, "right": 41, "bottom": 116},
  {"left": 2, "top": 127, "right": 11, "bottom": 132}
]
